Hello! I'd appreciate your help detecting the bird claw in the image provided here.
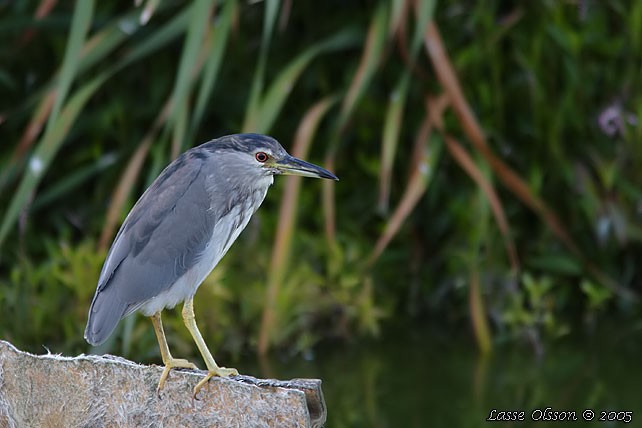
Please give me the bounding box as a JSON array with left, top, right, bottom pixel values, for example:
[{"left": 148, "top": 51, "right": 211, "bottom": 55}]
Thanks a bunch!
[
  {"left": 156, "top": 358, "right": 199, "bottom": 397},
  {"left": 192, "top": 366, "right": 239, "bottom": 399}
]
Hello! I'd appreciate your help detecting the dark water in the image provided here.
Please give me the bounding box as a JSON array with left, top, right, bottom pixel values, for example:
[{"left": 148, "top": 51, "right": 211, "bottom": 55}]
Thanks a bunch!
[{"left": 252, "top": 322, "right": 642, "bottom": 427}]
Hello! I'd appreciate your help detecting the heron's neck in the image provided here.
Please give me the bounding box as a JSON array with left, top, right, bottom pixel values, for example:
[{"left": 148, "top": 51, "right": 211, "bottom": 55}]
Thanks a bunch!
[{"left": 204, "top": 172, "right": 273, "bottom": 220}]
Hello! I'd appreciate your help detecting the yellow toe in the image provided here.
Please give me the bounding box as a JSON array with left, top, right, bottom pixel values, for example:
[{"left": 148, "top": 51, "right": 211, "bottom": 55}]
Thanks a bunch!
[
  {"left": 156, "top": 358, "right": 199, "bottom": 394},
  {"left": 192, "top": 366, "right": 239, "bottom": 398}
]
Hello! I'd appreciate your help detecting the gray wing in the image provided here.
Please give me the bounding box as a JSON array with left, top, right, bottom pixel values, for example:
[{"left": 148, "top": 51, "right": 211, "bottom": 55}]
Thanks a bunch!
[{"left": 85, "top": 151, "right": 214, "bottom": 345}]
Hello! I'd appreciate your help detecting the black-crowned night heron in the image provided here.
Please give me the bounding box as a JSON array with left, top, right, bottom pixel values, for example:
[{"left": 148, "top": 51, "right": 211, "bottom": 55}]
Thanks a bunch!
[{"left": 85, "top": 133, "right": 337, "bottom": 396}]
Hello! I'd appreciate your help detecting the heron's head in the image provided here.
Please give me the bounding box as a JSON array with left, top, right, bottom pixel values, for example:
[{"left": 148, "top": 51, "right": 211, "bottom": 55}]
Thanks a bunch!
[{"left": 207, "top": 134, "right": 338, "bottom": 184}]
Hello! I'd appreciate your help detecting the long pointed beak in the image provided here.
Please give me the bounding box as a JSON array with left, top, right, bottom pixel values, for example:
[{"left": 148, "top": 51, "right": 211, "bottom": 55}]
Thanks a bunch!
[{"left": 274, "top": 155, "right": 338, "bottom": 180}]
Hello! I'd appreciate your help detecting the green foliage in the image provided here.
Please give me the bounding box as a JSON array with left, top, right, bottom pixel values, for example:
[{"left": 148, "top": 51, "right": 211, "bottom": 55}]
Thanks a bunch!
[
  {"left": 0, "top": 240, "right": 104, "bottom": 353},
  {"left": 502, "top": 274, "right": 570, "bottom": 342},
  {"left": 581, "top": 279, "right": 613, "bottom": 312},
  {"left": 0, "top": 0, "right": 641, "bottom": 361}
]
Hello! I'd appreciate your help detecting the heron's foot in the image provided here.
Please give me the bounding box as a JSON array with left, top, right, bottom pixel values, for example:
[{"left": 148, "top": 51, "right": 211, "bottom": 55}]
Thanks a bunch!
[
  {"left": 156, "top": 358, "right": 199, "bottom": 395},
  {"left": 193, "top": 366, "right": 239, "bottom": 398}
]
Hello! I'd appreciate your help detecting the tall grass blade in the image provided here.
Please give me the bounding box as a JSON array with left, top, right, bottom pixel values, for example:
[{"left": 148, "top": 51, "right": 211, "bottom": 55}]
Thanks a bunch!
[
  {"left": 46, "top": 0, "right": 94, "bottom": 129},
  {"left": 167, "top": 0, "right": 214, "bottom": 156},
  {"left": 190, "top": 0, "right": 236, "bottom": 137},
  {"left": 242, "top": 0, "right": 280, "bottom": 132},
  {"left": 335, "top": 2, "right": 388, "bottom": 136},
  {"left": 369, "top": 107, "right": 440, "bottom": 265},
  {"left": 444, "top": 135, "right": 520, "bottom": 273},
  {"left": 251, "top": 29, "right": 357, "bottom": 134},
  {"left": 469, "top": 267, "right": 492, "bottom": 354},
  {"left": 378, "top": 73, "right": 409, "bottom": 214},
  {"left": 389, "top": 0, "right": 408, "bottom": 36},
  {"left": 411, "top": 0, "right": 435, "bottom": 53},
  {"left": 321, "top": 156, "right": 337, "bottom": 246},
  {"left": 323, "top": 3, "right": 388, "bottom": 246},
  {"left": 9, "top": 92, "right": 55, "bottom": 164},
  {"left": 0, "top": 75, "right": 106, "bottom": 247},
  {"left": 278, "top": 0, "right": 291, "bottom": 31},
  {"left": 376, "top": 0, "right": 434, "bottom": 213},
  {"left": 172, "top": 102, "right": 189, "bottom": 159},
  {"left": 78, "top": 12, "right": 139, "bottom": 74}
]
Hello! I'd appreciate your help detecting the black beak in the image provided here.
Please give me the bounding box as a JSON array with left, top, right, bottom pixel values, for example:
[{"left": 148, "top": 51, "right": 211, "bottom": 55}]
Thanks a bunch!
[{"left": 274, "top": 155, "right": 338, "bottom": 180}]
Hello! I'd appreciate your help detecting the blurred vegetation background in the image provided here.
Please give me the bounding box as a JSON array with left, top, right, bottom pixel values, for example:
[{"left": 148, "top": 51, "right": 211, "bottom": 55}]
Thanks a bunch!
[{"left": 1, "top": 0, "right": 641, "bottom": 368}]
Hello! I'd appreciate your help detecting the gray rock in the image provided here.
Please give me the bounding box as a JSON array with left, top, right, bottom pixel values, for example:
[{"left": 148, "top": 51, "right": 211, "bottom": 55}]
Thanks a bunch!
[{"left": 0, "top": 340, "right": 325, "bottom": 427}]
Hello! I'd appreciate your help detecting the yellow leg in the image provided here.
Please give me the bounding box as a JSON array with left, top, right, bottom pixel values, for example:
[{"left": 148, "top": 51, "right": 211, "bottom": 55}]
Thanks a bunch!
[
  {"left": 182, "top": 297, "right": 238, "bottom": 397},
  {"left": 151, "top": 311, "right": 198, "bottom": 394}
]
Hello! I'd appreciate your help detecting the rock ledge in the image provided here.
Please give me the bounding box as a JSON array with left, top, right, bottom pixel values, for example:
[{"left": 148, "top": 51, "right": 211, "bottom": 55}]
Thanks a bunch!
[{"left": 0, "top": 340, "right": 325, "bottom": 427}]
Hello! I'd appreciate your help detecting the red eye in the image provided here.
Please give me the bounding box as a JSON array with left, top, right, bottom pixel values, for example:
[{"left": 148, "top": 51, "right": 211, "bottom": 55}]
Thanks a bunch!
[{"left": 255, "top": 152, "right": 269, "bottom": 162}]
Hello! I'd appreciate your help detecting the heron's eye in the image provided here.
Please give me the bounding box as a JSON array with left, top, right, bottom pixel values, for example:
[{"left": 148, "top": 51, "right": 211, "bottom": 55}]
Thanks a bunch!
[{"left": 255, "top": 152, "right": 269, "bottom": 163}]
